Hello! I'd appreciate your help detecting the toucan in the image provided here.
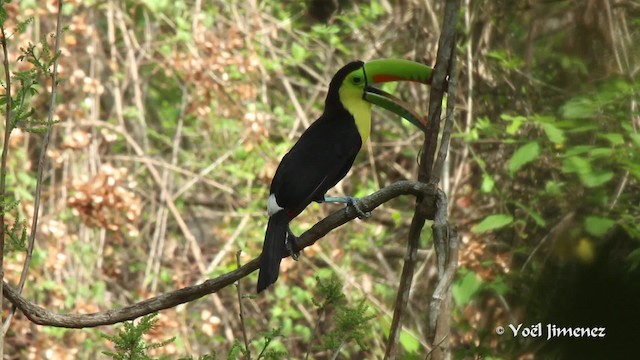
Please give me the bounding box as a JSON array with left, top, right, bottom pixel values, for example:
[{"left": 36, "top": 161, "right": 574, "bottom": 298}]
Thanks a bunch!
[{"left": 257, "top": 59, "right": 434, "bottom": 292}]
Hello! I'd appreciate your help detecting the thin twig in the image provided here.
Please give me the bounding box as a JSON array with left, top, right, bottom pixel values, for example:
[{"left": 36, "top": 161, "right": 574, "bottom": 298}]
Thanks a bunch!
[
  {"left": 520, "top": 212, "right": 575, "bottom": 271},
  {"left": 203, "top": 214, "right": 250, "bottom": 278},
  {"left": 5, "top": 0, "right": 64, "bottom": 332},
  {"left": 80, "top": 120, "right": 209, "bottom": 275},
  {"left": 304, "top": 308, "right": 323, "bottom": 360},
  {"left": 449, "top": 0, "right": 475, "bottom": 208},
  {"left": 425, "top": 39, "right": 460, "bottom": 360},
  {"left": 149, "top": 86, "right": 188, "bottom": 292},
  {"left": 331, "top": 340, "right": 345, "bottom": 360},
  {"left": 3, "top": 180, "right": 435, "bottom": 328},
  {"left": 114, "top": 2, "right": 148, "bottom": 150},
  {"left": 235, "top": 251, "right": 251, "bottom": 358},
  {"left": 106, "top": 0, "right": 125, "bottom": 129},
  {"left": 384, "top": 197, "right": 430, "bottom": 360},
  {"left": 103, "top": 154, "right": 234, "bottom": 195},
  {"left": 0, "top": 18, "right": 14, "bottom": 358},
  {"left": 423, "top": 333, "right": 450, "bottom": 360},
  {"left": 431, "top": 37, "right": 457, "bottom": 185},
  {"left": 428, "top": 193, "right": 457, "bottom": 335}
]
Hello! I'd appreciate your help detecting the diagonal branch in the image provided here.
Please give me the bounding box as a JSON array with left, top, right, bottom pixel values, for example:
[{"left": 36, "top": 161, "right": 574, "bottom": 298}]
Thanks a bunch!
[
  {"left": 3, "top": 181, "right": 435, "bottom": 329},
  {"left": 426, "top": 7, "right": 460, "bottom": 359},
  {"left": 385, "top": 0, "right": 460, "bottom": 358}
]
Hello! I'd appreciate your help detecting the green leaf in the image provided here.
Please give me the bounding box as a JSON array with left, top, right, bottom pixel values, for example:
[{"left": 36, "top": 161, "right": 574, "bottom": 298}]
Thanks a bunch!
[
  {"left": 500, "top": 114, "right": 526, "bottom": 135},
  {"left": 562, "top": 156, "right": 613, "bottom": 187},
  {"left": 561, "top": 97, "right": 596, "bottom": 119},
  {"left": 541, "top": 123, "right": 565, "bottom": 144},
  {"left": 399, "top": 329, "right": 420, "bottom": 353},
  {"left": 452, "top": 271, "right": 483, "bottom": 306},
  {"left": 142, "top": 0, "right": 170, "bottom": 12},
  {"left": 481, "top": 173, "right": 495, "bottom": 193},
  {"left": 582, "top": 171, "right": 614, "bottom": 188},
  {"left": 561, "top": 155, "right": 591, "bottom": 175},
  {"left": 488, "top": 276, "right": 509, "bottom": 296},
  {"left": 630, "top": 133, "right": 640, "bottom": 147},
  {"left": 544, "top": 180, "right": 564, "bottom": 196},
  {"left": 291, "top": 43, "right": 306, "bottom": 63},
  {"left": 487, "top": 50, "right": 524, "bottom": 69},
  {"left": 471, "top": 214, "right": 513, "bottom": 233},
  {"left": 508, "top": 141, "right": 540, "bottom": 176},
  {"left": 600, "top": 133, "right": 624, "bottom": 146},
  {"left": 567, "top": 124, "right": 598, "bottom": 133},
  {"left": 588, "top": 147, "right": 614, "bottom": 158},
  {"left": 584, "top": 216, "right": 615, "bottom": 237},
  {"left": 0, "top": 7, "right": 6, "bottom": 27},
  {"left": 514, "top": 202, "right": 546, "bottom": 227}
]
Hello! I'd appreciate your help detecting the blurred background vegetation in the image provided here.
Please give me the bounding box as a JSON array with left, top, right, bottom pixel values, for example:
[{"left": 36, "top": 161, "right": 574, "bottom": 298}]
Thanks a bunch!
[{"left": 1, "top": 0, "right": 638, "bottom": 358}]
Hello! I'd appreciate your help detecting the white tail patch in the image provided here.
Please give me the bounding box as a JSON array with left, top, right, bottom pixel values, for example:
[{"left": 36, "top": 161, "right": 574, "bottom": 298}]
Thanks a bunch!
[{"left": 267, "top": 194, "right": 283, "bottom": 216}]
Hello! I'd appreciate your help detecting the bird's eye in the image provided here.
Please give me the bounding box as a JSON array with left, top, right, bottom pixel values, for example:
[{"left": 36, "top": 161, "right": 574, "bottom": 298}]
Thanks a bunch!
[{"left": 352, "top": 76, "right": 362, "bottom": 84}]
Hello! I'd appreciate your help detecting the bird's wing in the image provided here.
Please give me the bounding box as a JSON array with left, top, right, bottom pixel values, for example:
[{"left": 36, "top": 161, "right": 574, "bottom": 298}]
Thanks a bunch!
[{"left": 270, "top": 119, "right": 361, "bottom": 215}]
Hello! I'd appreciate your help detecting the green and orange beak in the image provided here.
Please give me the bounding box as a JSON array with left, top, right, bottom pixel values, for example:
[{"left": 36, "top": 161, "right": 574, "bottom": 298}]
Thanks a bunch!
[{"left": 362, "top": 59, "right": 435, "bottom": 131}]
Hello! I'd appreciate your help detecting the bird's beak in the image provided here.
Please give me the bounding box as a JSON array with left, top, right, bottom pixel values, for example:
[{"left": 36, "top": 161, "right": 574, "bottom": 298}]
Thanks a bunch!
[{"left": 362, "top": 59, "right": 434, "bottom": 131}]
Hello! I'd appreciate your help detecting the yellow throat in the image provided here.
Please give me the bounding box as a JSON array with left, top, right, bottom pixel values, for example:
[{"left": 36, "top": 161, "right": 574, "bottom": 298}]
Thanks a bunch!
[{"left": 338, "top": 85, "right": 372, "bottom": 144}]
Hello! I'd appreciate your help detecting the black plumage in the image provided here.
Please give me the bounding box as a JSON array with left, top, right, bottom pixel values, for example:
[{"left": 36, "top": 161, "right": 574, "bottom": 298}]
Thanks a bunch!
[{"left": 257, "top": 61, "right": 365, "bottom": 292}]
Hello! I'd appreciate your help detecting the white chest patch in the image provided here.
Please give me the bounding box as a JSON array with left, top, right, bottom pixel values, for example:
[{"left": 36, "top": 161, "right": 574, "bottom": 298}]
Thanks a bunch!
[{"left": 267, "top": 194, "right": 284, "bottom": 216}]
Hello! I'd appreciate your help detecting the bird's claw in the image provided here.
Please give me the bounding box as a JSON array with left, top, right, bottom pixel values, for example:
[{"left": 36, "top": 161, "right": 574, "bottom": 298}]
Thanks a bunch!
[
  {"left": 347, "top": 197, "right": 371, "bottom": 219},
  {"left": 322, "top": 196, "right": 371, "bottom": 219},
  {"left": 285, "top": 231, "right": 300, "bottom": 261}
]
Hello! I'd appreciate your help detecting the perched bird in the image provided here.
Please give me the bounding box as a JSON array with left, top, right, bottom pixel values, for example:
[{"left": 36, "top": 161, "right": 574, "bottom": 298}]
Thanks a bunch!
[{"left": 257, "top": 59, "right": 434, "bottom": 292}]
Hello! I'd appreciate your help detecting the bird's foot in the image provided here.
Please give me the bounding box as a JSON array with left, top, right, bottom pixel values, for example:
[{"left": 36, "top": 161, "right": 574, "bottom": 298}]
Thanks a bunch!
[
  {"left": 323, "top": 196, "right": 371, "bottom": 219},
  {"left": 285, "top": 230, "right": 300, "bottom": 261},
  {"left": 348, "top": 197, "right": 371, "bottom": 219}
]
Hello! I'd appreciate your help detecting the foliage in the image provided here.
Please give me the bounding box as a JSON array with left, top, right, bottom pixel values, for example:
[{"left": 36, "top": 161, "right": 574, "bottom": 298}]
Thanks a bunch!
[
  {"left": 1, "top": 15, "right": 58, "bottom": 255},
  {"left": 321, "top": 300, "right": 376, "bottom": 353},
  {"left": 102, "top": 313, "right": 176, "bottom": 360},
  {"left": 5, "top": 22, "right": 61, "bottom": 133},
  {"left": 0, "top": 0, "right": 638, "bottom": 359},
  {"left": 253, "top": 328, "right": 288, "bottom": 360},
  {"left": 311, "top": 274, "right": 347, "bottom": 309},
  {"left": 450, "top": 2, "right": 640, "bottom": 357},
  {"left": 313, "top": 275, "right": 377, "bottom": 356}
]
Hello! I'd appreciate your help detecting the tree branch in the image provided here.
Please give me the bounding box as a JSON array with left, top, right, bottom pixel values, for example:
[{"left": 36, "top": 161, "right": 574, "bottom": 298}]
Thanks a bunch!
[
  {"left": 2, "top": 181, "right": 435, "bottom": 329},
  {"left": 427, "top": 191, "right": 458, "bottom": 359},
  {"left": 426, "top": 26, "right": 460, "bottom": 360},
  {"left": 419, "top": 0, "right": 458, "bottom": 186},
  {"left": 385, "top": 0, "right": 460, "bottom": 358}
]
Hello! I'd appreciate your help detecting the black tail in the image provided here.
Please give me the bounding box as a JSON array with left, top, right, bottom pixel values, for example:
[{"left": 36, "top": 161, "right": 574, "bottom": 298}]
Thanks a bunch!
[{"left": 257, "top": 210, "right": 288, "bottom": 292}]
